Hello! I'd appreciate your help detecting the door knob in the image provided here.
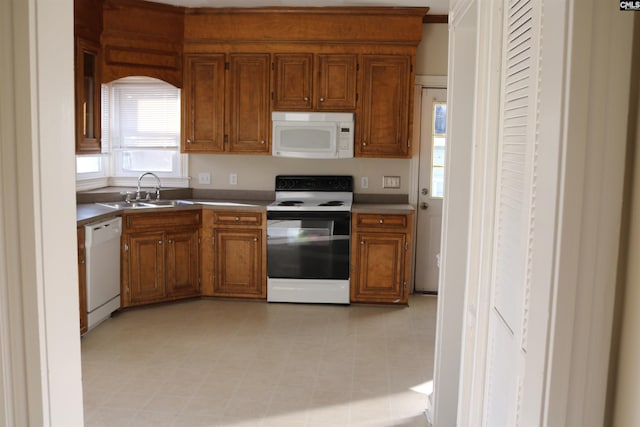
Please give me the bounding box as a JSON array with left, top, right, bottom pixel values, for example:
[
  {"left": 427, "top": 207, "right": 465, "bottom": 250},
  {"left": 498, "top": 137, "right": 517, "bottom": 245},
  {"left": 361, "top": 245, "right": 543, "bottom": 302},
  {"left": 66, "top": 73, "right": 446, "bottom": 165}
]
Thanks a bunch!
[
  {"left": 421, "top": 188, "right": 428, "bottom": 196},
  {"left": 420, "top": 202, "right": 429, "bottom": 210}
]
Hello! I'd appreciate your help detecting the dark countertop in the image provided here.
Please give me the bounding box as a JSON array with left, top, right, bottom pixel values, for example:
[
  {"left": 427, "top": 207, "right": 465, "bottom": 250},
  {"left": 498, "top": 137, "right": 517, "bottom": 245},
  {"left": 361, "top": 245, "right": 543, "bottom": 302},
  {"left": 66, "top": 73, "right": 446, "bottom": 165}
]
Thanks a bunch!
[
  {"left": 76, "top": 189, "right": 415, "bottom": 226},
  {"left": 76, "top": 199, "right": 271, "bottom": 226}
]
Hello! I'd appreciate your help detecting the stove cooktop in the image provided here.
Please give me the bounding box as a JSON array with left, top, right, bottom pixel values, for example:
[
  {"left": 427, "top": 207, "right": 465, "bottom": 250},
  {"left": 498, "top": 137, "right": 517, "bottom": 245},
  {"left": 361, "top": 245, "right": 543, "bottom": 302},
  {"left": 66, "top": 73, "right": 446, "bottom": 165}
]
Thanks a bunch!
[{"left": 268, "top": 175, "right": 353, "bottom": 212}]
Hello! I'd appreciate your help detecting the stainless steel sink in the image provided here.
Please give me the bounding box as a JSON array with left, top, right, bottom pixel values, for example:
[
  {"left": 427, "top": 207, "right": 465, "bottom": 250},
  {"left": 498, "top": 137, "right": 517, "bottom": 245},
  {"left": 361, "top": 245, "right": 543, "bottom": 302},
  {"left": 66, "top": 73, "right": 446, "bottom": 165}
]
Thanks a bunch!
[
  {"left": 142, "top": 200, "right": 194, "bottom": 207},
  {"left": 96, "top": 200, "right": 194, "bottom": 209}
]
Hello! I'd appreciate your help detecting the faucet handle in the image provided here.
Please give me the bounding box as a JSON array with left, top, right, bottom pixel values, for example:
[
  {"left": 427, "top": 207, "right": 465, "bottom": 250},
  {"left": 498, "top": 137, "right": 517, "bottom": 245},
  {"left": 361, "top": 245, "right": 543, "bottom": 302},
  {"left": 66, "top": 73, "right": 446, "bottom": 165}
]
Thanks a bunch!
[{"left": 121, "top": 191, "right": 134, "bottom": 202}]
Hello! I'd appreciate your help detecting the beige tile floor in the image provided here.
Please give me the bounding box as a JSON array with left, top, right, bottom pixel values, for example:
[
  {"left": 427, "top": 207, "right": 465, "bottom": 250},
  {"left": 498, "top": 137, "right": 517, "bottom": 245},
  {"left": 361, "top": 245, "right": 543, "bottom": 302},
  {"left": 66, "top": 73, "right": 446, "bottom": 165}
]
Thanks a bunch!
[{"left": 81, "top": 295, "right": 437, "bottom": 427}]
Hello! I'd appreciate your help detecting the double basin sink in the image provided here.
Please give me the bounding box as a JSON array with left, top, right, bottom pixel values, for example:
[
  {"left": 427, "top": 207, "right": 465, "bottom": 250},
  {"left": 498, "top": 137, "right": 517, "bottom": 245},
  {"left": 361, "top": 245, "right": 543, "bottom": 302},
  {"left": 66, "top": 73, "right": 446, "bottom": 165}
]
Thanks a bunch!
[
  {"left": 96, "top": 199, "right": 259, "bottom": 210},
  {"left": 97, "top": 199, "right": 195, "bottom": 209}
]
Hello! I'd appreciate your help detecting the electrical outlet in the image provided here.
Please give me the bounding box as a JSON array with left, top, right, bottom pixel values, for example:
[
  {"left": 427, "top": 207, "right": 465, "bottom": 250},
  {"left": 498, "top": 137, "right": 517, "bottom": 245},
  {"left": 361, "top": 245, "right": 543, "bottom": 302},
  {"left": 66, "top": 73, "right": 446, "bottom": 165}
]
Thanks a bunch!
[
  {"left": 361, "top": 176, "right": 369, "bottom": 189},
  {"left": 197, "top": 172, "right": 211, "bottom": 185},
  {"left": 229, "top": 173, "right": 237, "bottom": 185},
  {"left": 383, "top": 176, "right": 401, "bottom": 189}
]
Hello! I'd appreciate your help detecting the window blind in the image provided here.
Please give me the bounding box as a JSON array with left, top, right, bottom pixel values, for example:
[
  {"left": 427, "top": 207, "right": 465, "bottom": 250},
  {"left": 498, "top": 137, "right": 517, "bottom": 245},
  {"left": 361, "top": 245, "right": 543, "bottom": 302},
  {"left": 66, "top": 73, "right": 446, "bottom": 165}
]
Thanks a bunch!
[{"left": 112, "top": 82, "right": 180, "bottom": 148}]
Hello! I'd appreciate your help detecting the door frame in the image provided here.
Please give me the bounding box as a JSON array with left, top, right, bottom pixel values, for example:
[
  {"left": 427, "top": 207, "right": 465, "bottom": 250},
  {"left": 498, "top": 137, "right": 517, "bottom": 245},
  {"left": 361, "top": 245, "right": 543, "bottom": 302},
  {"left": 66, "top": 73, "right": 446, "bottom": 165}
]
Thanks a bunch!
[
  {"left": 409, "top": 75, "right": 447, "bottom": 294},
  {"left": 412, "top": 86, "right": 447, "bottom": 293}
]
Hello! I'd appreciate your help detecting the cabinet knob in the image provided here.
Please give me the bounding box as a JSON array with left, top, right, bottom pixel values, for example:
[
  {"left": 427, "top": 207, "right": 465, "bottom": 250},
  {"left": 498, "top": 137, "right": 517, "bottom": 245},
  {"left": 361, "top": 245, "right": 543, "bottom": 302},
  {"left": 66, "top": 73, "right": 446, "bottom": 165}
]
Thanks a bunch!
[
  {"left": 168, "top": 239, "right": 173, "bottom": 244},
  {"left": 303, "top": 96, "right": 309, "bottom": 101},
  {"left": 235, "top": 216, "right": 240, "bottom": 221},
  {"left": 253, "top": 238, "right": 258, "bottom": 242},
  {"left": 362, "top": 141, "right": 367, "bottom": 146},
  {"left": 360, "top": 240, "right": 364, "bottom": 245},
  {"left": 158, "top": 240, "right": 163, "bottom": 245},
  {"left": 187, "top": 139, "right": 192, "bottom": 144},
  {"left": 260, "top": 140, "right": 265, "bottom": 144},
  {"left": 319, "top": 97, "right": 325, "bottom": 102},
  {"left": 379, "top": 219, "right": 384, "bottom": 224}
]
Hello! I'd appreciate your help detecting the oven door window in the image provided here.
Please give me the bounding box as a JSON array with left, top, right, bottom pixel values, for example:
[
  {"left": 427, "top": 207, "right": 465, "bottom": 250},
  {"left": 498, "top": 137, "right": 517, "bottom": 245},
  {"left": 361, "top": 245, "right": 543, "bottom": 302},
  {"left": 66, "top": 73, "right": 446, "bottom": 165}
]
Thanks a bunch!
[{"left": 267, "top": 212, "right": 350, "bottom": 280}]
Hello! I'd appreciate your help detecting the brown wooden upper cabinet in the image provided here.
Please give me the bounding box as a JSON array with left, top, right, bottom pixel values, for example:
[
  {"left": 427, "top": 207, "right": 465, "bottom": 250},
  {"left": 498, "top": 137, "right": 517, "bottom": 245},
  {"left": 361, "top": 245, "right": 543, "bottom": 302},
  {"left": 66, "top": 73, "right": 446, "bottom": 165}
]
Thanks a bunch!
[
  {"left": 356, "top": 55, "right": 413, "bottom": 158},
  {"left": 272, "top": 53, "right": 357, "bottom": 112},
  {"left": 74, "top": 38, "right": 102, "bottom": 154},
  {"left": 182, "top": 53, "right": 271, "bottom": 154}
]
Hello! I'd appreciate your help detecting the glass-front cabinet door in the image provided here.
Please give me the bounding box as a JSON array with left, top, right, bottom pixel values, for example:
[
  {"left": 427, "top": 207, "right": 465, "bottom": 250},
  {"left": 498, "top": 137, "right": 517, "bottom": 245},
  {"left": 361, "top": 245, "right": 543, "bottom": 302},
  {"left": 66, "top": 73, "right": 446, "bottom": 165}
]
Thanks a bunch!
[{"left": 75, "top": 38, "right": 101, "bottom": 154}]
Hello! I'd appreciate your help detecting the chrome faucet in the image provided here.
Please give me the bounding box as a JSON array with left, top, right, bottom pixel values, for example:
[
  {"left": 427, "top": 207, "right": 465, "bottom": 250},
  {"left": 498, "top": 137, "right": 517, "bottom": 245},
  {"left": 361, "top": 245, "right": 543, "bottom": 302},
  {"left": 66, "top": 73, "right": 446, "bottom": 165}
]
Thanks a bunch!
[{"left": 136, "top": 172, "right": 161, "bottom": 201}]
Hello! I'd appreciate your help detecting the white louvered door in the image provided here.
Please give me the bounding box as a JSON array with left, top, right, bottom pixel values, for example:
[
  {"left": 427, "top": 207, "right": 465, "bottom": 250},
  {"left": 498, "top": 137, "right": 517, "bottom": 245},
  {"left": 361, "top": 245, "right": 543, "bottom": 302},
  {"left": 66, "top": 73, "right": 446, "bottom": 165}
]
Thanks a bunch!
[{"left": 485, "top": 0, "right": 540, "bottom": 425}]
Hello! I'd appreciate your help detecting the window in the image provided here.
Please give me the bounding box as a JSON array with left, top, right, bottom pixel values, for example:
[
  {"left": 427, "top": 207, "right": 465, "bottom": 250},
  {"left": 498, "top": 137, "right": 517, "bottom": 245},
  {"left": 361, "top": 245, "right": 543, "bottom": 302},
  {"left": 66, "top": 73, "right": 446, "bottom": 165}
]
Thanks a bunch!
[
  {"left": 106, "top": 77, "right": 185, "bottom": 180},
  {"left": 431, "top": 102, "right": 447, "bottom": 198},
  {"left": 76, "top": 77, "right": 188, "bottom": 189}
]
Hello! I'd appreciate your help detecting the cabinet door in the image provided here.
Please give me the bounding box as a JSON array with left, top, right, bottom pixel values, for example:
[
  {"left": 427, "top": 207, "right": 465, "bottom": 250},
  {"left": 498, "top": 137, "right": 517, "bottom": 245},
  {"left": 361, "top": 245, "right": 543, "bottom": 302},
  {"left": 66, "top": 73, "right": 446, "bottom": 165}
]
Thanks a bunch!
[
  {"left": 213, "top": 228, "right": 265, "bottom": 298},
  {"left": 126, "top": 231, "right": 166, "bottom": 305},
  {"left": 183, "top": 54, "right": 226, "bottom": 152},
  {"left": 272, "top": 53, "right": 313, "bottom": 111},
  {"left": 316, "top": 54, "right": 357, "bottom": 111},
  {"left": 227, "top": 54, "right": 271, "bottom": 153},
  {"left": 351, "top": 231, "right": 407, "bottom": 303},
  {"left": 75, "top": 38, "right": 101, "bottom": 154},
  {"left": 356, "top": 55, "right": 411, "bottom": 158},
  {"left": 165, "top": 228, "right": 200, "bottom": 297},
  {"left": 200, "top": 225, "right": 215, "bottom": 296}
]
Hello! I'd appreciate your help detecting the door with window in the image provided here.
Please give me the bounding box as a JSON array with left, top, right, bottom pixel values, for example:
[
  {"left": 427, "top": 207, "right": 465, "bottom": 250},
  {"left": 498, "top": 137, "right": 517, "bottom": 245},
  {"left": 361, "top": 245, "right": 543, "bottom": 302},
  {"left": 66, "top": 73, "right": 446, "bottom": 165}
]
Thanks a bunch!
[{"left": 415, "top": 88, "right": 447, "bottom": 293}]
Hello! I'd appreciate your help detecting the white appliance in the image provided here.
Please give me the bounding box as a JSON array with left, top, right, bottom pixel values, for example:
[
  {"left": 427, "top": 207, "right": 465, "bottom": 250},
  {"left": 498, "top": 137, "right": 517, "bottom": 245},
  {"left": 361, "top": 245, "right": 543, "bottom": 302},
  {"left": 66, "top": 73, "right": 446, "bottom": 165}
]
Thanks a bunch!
[
  {"left": 267, "top": 175, "right": 353, "bottom": 304},
  {"left": 271, "top": 112, "right": 354, "bottom": 159},
  {"left": 85, "top": 217, "right": 121, "bottom": 331}
]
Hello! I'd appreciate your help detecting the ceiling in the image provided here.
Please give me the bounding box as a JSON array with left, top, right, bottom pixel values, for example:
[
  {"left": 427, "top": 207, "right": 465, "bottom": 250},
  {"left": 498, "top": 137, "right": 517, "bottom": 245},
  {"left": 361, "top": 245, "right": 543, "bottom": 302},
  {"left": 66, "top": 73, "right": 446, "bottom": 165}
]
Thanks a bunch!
[{"left": 149, "top": 0, "right": 449, "bottom": 16}]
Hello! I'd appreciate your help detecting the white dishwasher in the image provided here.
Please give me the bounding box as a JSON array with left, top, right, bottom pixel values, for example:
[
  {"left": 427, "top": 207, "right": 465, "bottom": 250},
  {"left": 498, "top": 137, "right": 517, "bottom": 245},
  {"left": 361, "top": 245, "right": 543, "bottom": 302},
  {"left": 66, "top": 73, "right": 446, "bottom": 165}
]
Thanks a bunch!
[{"left": 85, "top": 216, "right": 122, "bottom": 331}]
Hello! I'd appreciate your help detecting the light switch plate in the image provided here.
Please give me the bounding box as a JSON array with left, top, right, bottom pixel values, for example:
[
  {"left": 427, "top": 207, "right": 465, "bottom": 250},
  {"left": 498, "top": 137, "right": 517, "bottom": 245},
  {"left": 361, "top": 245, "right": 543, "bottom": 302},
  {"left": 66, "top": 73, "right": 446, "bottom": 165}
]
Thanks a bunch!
[
  {"left": 361, "top": 177, "right": 369, "bottom": 189},
  {"left": 198, "top": 172, "right": 211, "bottom": 185},
  {"left": 383, "top": 176, "right": 401, "bottom": 189},
  {"left": 229, "top": 173, "right": 237, "bottom": 185}
]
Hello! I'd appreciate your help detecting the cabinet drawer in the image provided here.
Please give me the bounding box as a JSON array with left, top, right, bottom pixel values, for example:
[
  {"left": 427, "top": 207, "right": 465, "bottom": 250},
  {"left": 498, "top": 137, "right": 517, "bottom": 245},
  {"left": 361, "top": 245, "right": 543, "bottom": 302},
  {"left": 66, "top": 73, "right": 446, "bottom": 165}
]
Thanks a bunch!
[
  {"left": 124, "top": 210, "right": 201, "bottom": 231},
  {"left": 355, "top": 213, "right": 408, "bottom": 229},
  {"left": 213, "top": 211, "right": 263, "bottom": 226}
]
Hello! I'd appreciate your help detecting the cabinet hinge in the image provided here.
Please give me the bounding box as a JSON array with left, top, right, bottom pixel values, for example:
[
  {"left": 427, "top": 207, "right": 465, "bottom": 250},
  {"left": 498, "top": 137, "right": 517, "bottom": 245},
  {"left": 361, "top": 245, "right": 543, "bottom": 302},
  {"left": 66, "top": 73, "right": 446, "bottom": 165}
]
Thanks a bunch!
[
  {"left": 224, "top": 62, "right": 230, "bottom": 70},
  {"left": 271, "top": 62, "right": 275, "bottom": 70},
  {"left": 211, "top": 236, "right": 215, "bottom": 246},
  {"left": 404, "top": 242, "right": 409, "bottom": 251},
  {"left": 407, "top": 138, "right": 411, "bottom": 148},
  {"left": 403, "top": 281, "right": 407, "bottom": 290},
  {"left": 224, "top": 134, "right": 229, "bottom": 143},
  {"left": 271, "top": 92, "right": 274, "bottom": 100},
  {"left": 124, "top": 243, "right": 129, "bottom": 252},
  {"left": 356, "top": 63, "right": 360, "bottom": 71},
  {"left": 410, "top": 64, "right": 413, "bottom": 73}
]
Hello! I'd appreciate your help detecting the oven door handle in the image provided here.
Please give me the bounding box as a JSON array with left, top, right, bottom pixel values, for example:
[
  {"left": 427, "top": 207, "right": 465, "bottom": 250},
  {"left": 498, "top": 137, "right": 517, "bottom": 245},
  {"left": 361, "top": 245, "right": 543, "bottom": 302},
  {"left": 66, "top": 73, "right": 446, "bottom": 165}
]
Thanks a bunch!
[{"left": 267, "top": 211, "right": 351, "bottom": 221}]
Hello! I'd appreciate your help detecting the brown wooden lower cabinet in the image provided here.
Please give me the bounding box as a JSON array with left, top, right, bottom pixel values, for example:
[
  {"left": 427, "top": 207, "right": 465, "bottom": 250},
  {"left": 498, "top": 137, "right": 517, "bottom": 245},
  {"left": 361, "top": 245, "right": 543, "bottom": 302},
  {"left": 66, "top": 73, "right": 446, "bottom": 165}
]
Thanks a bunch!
[
  {"left": 77, "top": 226, "right": 88, "bottom": 335},
  {"left": 122, "top": 210, "right": 201, "bottom": 307},
  {"left": 201, "top": 210, "right": 266, "bottom": 299},
  {"left": 351, "top": 212, "right": 413, "bottom": 304}
]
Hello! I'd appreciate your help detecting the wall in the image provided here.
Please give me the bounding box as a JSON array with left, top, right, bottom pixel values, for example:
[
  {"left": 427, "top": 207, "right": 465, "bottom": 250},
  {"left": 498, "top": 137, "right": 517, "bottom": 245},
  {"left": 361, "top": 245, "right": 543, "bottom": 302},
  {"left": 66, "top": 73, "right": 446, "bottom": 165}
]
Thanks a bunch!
[
  {"left": 190, "top": 155, "right": 411, "bottom": 193},
  {"left": 612, "top": 15, "right": 640, "bottom": 425},
  {"left": 1, "top": 0, "right": 84, "bottom": 424},
  {"left": 416, "top": 23, "right": 448, "bottom": 76},
  {"left": 188, "top": 23, "right": 449, "bottom": 195}
]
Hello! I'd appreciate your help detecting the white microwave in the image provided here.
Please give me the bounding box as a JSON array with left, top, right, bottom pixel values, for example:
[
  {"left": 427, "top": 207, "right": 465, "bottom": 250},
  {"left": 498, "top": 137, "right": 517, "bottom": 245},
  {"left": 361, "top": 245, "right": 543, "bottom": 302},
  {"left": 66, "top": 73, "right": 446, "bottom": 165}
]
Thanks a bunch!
[{"left": 271, "top": 112, "right": 354, "bottom": 159}]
